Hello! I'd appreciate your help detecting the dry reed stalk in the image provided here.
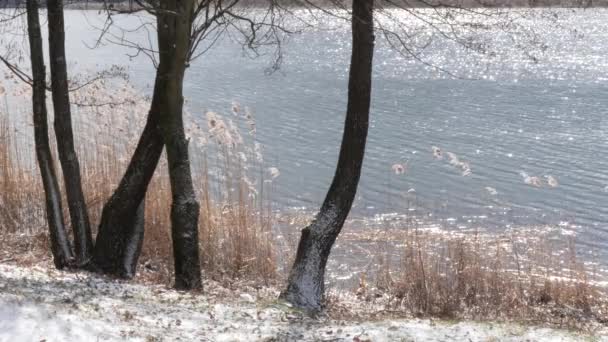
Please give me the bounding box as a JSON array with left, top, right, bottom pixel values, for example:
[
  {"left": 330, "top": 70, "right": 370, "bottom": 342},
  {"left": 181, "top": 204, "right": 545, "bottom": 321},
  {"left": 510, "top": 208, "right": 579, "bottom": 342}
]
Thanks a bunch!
[
  {"left": 352, "top": 226, "right": 607, "bottom": 330},
  {"left": 0, "top": 88, "right": 277, "bottom": 284}
]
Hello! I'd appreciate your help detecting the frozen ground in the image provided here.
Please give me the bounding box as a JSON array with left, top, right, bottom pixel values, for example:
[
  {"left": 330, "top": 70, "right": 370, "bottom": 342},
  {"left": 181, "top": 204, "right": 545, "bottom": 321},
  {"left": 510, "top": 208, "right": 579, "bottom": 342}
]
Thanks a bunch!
[{"left": 0, "top": 264, "right": 605, "bottom": 342}]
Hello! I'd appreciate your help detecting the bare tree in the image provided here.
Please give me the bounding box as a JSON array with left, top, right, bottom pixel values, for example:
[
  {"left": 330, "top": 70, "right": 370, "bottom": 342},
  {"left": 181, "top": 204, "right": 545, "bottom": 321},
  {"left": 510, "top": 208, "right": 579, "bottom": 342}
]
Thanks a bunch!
[
  {"left": 1, "top": 0, "right": 128, "bottom": 271},
  {"left": 280, "top": 0, "right": 375, "bottom": 311},
  {"left": 93, "top": 0, "right": 292, "bottom": 287},
  {"left": 92, "top": 78, "right": 162, "bottom": 278},
  {"left": 278, "top": 0, "right": 576, "bottom": 311},
  {"left": 47, "top": 0, "right": 94, "bottom": 267},
  {"left": 26, "top": 0, "right": 74, "bottom": 269},
  {"left": 153, "top": 0, "right": 202, "bottom": 289}
]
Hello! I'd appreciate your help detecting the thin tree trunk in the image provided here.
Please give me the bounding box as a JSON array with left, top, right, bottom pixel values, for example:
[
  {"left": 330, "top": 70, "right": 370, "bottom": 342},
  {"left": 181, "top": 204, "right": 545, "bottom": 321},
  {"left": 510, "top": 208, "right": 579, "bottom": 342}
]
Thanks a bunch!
[
  {"left": 47, "top": 0, "right": 94, "bottom": 266},
  {"left": 26, "top": 0, "right": 73, "bottom": 269},
  {"left": 280, "top": 0, "right": 375, "bottom": 311},
  {"left": 157, "top": 0, "right": 202, "bottom": 290},
  {"left": 92, "top": 78, "right": 164, "bottom": 278}
]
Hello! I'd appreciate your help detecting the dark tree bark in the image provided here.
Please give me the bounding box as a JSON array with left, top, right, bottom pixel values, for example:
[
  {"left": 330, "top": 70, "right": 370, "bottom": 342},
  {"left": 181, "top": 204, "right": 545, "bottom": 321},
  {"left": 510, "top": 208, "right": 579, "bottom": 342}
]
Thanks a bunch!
[
  {"left": 93, "top": 199, "right": 146, "bottom": 277},
  {"left": 47, "top": 0, "right": 94, "bottom": 266},
  {"left": 92, "top": 78, "right": 164, "bottom": 278},
  {"left": 94, "top": 0, "right": 202, "bottom": 286},
  {"left": 280, "top": 0, "right": 375, "bottom": 311},
  {"left": 156, "top": 0, "right": 202, "bottom": 290},
  {"left": 26, "top": 0, "right": 74, "bottom": 269}
]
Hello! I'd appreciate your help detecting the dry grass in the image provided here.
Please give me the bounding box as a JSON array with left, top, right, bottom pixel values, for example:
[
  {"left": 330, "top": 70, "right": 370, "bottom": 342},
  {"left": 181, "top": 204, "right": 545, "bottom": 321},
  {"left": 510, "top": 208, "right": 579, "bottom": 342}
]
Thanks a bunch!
[
  {"left": 0, "top": 78, "right": 277, "bottom": 285},
  {"left": 0, "top": 78, "right": 607, "bottom": 331},
  {"left": 349, "top": 225, "right": 608, "bottom": 330}
]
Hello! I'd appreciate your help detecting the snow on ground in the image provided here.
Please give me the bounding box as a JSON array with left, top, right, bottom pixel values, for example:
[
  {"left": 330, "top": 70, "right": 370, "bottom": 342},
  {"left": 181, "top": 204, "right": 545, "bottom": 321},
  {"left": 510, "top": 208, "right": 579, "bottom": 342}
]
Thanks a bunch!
[{"left": 0, "top": 264, "right": 605, "bottom": 342}]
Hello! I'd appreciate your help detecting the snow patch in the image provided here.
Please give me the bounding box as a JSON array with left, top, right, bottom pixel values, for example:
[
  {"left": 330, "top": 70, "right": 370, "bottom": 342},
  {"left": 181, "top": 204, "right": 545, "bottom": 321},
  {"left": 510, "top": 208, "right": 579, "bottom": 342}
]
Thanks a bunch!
[{"left": 0, "top": 264, "right": 604, "bottom": 341}]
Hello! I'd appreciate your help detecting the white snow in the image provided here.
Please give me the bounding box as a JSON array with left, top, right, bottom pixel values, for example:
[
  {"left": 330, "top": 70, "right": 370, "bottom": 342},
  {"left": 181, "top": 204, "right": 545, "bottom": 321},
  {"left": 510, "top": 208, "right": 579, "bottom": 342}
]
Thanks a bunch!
[{"left": 0, "top": 264, "right": 605, "bottom": 342}]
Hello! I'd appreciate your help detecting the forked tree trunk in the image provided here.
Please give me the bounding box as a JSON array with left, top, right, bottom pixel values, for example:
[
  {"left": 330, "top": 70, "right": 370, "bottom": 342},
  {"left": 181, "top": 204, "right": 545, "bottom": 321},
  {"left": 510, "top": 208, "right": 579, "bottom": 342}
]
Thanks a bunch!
[
  {"left": 280, "top": 0, "right": 375, "bottom": 311},
  {"left": 92, "top": 78, "right": 164, "bottom": 278},
  {"left": 47, "top": 0, "right": 94, "bottom": 266},
  {"left": 26, "top": 0, "right": 73, "bottom": 269},
  {"left": 157, "top": 0, "right": 202, "bottom": 290}
]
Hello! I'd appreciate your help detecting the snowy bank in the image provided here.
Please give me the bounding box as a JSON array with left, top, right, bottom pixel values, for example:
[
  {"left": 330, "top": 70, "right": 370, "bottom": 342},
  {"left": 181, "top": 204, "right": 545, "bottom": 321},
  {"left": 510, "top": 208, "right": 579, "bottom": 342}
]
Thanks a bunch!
[{"left": 0, "top": 264, "right": 605, "bottom": 342}]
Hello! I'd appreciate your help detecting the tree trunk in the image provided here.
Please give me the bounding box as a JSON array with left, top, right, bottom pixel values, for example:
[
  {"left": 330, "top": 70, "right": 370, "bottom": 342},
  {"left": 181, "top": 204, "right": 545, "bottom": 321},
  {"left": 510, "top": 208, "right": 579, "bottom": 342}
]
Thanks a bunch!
[
  {"left": 280, "top": 0, "right": 375, "bottom": 311},
  {"left": 47, "top": 0, "right": 94, "bottom": 267},
  {"left": 26, "top": 0, "right": 74, "bottom": 269},
  {"left": 92, "top": 78, "right": 164, "bottom": 278},
  {"left": 157, "top": 0, "right": 202, "bottom": 290}
]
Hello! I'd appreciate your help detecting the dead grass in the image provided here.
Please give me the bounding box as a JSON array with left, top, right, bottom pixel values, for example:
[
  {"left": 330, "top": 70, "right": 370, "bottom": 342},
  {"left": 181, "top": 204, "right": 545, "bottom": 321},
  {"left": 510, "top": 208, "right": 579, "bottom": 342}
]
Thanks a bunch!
[
  {"left": 0, "top": 81, "right": 607, "bottom": 331},
  {"left": 0, "top": 84, "right": 277, "bottom": 285},
  {"left": 348, "top": 225, "right": 608, "bottom": 331}
]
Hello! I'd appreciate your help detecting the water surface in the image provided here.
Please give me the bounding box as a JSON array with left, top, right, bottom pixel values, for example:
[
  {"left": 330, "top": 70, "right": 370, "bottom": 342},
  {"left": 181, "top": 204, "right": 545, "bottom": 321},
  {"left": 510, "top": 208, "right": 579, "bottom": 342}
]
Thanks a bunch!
[{"left": 9, "top": 9, "right": 608, "bottom": 255}]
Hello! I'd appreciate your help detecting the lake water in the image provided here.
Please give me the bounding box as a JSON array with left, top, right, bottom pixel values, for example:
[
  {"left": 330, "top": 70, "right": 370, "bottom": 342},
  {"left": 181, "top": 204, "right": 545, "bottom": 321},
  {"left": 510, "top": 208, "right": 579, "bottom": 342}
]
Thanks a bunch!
[{"left": 5, "top": 9, "right": 608, "bottom": 257}]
